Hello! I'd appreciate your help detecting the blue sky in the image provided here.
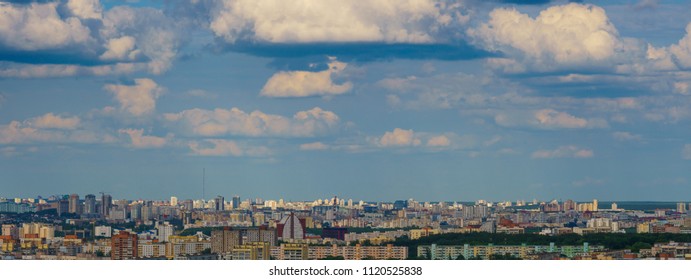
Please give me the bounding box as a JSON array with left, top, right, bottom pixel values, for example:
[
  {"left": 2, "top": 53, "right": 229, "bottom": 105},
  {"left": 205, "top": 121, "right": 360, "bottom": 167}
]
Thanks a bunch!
[{"left": 1, "top": 0, "right": 691, "bottom": 202}]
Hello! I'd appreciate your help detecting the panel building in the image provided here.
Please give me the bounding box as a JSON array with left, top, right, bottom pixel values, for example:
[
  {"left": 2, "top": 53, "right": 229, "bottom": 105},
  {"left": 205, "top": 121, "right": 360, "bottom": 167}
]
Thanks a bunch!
[{"left": 111, "top": 231, "right": 138, "bottom": 260}]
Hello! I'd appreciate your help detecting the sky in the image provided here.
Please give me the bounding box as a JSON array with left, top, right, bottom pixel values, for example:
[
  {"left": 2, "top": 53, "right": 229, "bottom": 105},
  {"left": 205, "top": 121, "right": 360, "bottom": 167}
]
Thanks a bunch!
[{"left": 1, "top": 0, "right": 691, "bottom": 202}]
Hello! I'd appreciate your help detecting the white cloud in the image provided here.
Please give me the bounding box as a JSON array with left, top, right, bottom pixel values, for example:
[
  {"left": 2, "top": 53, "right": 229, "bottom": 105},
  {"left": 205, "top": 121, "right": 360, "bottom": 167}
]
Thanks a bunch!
[
  {"left": 470, "top": 3, "right": 622, "bottom": 70},
  {"left": 300, "top": 142, "right": 329, "bottom": 151},
  {"left": 104, "top": 78, "right": 163, "bottom": 117},
  {"left": 426, "top": 135, "right": 451, "bottom": 147},
  {"left": 99, "top": 36, "right": 141, "bottom": 61},
  {"left": 376, "top": 76, "right": 418, "bottom": 91},
  {"left": 532, "top": 146, "right": 594, "bottom": 159},
  {"left": 260, "top": 59, "right": 352, "bottom": 98},
  {"left": 164, "top": 107, "right": 340, "bottom": 137},
  {"left": 0, "top": 2, "right": 93, "bottom": 51},
  {"left": 668, "top": 23, "right": 691, "bottom": 69},
  {"left": 495, "top": 109, "right": 607, "bottom": 129},
  {"left": 375, "top": 128, "right": 459, "bottom": 149},
  {"left": 612, "top": 131, "right": 641, "bottom": 141},
  {"left": 101, "top": 6, "right": 181, "bottom": 74},
  {"left": 188, "top": 139, "right": 270, "bottom": 157},
  {"left": 378, "top": 128, "right": 421, "bottom": 147},
  {"left": 683, "top": 144, "right": 691, "bottom": 160},
  {"left": 646, "top": 23, "right": 691, "bottom": 71},
  {"left": 209, "top": 0, "right": 459, "bottom": 44},
  {"left": 30, "top": 113, "right": 81, "bottom": 130},
  {"left": 534, "top": 109, "right": 588, "bottom": 128},
  {"left": 66, "top": 0, "right": 103, "bottom": 20},
  {"left": 0, "top": 119, "right": 114, "bottom": 145},
  {"left": 0, "top": 2, "right": 184, "bottom": 77},
  {"left": 189, "top": 139, "right": 241, "bottom": 156},
  {"left": 119, "top": 128, "right": 167, "bottom": 149}
]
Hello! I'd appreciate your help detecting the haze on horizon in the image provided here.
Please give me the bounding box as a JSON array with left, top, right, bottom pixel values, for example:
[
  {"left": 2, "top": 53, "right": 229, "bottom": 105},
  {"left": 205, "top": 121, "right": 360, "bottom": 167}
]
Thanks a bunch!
[{"left": 1, "top": 0, "right": 691, "bottom": 202}]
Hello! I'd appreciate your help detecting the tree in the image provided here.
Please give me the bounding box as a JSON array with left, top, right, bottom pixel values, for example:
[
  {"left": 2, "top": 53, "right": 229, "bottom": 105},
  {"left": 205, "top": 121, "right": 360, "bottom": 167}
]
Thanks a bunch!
[
  {"left": 630, "top": 242, "right": 652, "bottom": 253},
  {"left": 489, "top": 253, "right": 522, "bottom": 260},
  {"left": 455, "top": 254, "right": 466, "bottom": 260}
]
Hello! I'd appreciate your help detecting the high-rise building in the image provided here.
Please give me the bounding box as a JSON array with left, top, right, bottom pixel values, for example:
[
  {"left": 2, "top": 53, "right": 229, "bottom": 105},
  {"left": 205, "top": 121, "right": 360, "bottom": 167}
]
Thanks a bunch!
[
  {"left": 170, "top": 196, "right": 178, "bottom": 206},
  {"left": 563, "top": 200, "right": 576, "bottom": 211},
  {"left": 156, "top": 222, "right": 175, "bottom": 242},
  {"left": 214, "top": 195, "right": 225, "bottom": 211},
  {"left": 101, "top": 194, "right": 112, "bottom": 218},
  {"left": 277, "top": 212, "right": 305, "bottom": 240},
  {"left": 68, "top": 194, "right": 80, "bottom": 214},
  {"left": 611, "top": 202, "right": 618, "bottom": 210},
  {"left": 55, "top": 198, "right": 69, "bottom": 216},
  {"left": 232, "top": 196, "right": 241, "bottom": 209},
  {"left": 211, "top": 227, "right": 277, "bottom": 254},
  {"left": 211, "top": 229, "right": 240, "bottom": 254},
  {"left": 593, "top": 199, "right": 598, "bottom": 211},
  {"left": 130, "top": 203, "right": 142, "bottom": 220},
  {"left": 182, "top": 200, "right": 194, "bottom": 210},
  {"left": 111, "top": 231, "right": 138, "bottom": 260},
  {"left": 84, "top": 194, "right": 96, "bottom": 215},
  {"left": 141, "top": 205, "right": 152, "bottom": 221}
]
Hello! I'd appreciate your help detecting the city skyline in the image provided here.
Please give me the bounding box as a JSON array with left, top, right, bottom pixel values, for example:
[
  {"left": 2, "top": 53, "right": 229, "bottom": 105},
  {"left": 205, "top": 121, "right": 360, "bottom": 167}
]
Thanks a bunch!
[{"left": 3, "top": 0, "right": 691, "bottom": 201}]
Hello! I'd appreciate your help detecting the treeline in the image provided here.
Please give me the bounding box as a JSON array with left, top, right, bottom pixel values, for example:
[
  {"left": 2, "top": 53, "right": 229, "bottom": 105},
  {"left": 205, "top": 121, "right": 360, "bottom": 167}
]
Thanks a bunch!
[{"left": 392, "top": 232, "right": 691, "bottom": 258}]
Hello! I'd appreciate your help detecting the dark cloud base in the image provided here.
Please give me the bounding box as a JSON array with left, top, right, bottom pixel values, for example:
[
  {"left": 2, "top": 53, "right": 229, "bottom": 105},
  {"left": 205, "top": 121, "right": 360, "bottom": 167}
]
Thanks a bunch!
[
  {"left": 0, "top": 50, "right": 105, "bottom": 66},
  {"left": 219, "top": 42, "right": 496, "bottom": 70}
]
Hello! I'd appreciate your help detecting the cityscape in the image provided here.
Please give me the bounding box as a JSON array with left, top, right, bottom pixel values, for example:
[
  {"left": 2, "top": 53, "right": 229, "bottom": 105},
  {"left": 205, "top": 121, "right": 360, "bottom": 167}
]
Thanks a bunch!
[
  {"left": 2, "top": 0, "right": 691, "bottom": 268},
  {"left": 2, "top": 194, "right": 691, "bottom": 260}
]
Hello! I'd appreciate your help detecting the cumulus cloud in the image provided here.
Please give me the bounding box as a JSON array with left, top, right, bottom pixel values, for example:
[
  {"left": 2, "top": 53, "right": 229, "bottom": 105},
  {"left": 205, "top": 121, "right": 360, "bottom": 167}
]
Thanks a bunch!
[
  {"left": 104, "top": 78, "right": 163, "bottom": 117},
  {"left": 495, "top": 109, "right": 608, "bottom": 129},
  {"left": 99, "top": 36, "right": 141, "bottom": 61},
  {"left": 375, "top": 128, "right": 459, "bottom": 149},
  {"left": 66, "top": 0, "right": 102, "bottom": 20},
  {"left": 164, "top": 107, "right": 340, "bottom": 137},
  {"left": 260, "top": 59, "right": 352, "bottom": 97},
  {"left": 378, "top": 128, "right": 422, "bottom": 147},
  {"left": 0, "top": 118, "right": 114, "bottom": 145},
  {"left": 100, "top": 6, "right": 182, "bottom": 74},
  {"left": 532, "top": 146, "right": 594, "bottom": 159},
  {"left": 188, "top": 139, "right": 270, "bottom": 157},
  {"left": 426, "top": 135, "right": 451, "bottom": 147},
  {"left": 118, "top": 128, "right": 167, "bottom": 149},
  {"left": 470, "top": 3, "right": 622, "bottom": 70},
  {"left": 648, "top": 24, "right": 691, "bottom": 71},
  {"left": 668, "top": 23, "right": 691, "bottom": 69},
  {"left": 209, "top": 0, "right": 459, "bottom": 44},
  {"left": 0, "top": 2, "right": 184, "bottom": 77},
  {"left": 300, "top": 142, "right": 329, "bottom": 151},
  {"left": 30, "top": 113, "right": 80, "bottom": 130},
  {"left": 0, "top": 2, "right": 93, "bottom": 51}
]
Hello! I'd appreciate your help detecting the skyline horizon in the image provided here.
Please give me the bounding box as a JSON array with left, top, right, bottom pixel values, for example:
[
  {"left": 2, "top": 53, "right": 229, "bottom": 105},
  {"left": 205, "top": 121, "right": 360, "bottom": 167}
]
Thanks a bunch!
[{"left": 3, "top": 191, "right": 689, "bottom": 205}]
